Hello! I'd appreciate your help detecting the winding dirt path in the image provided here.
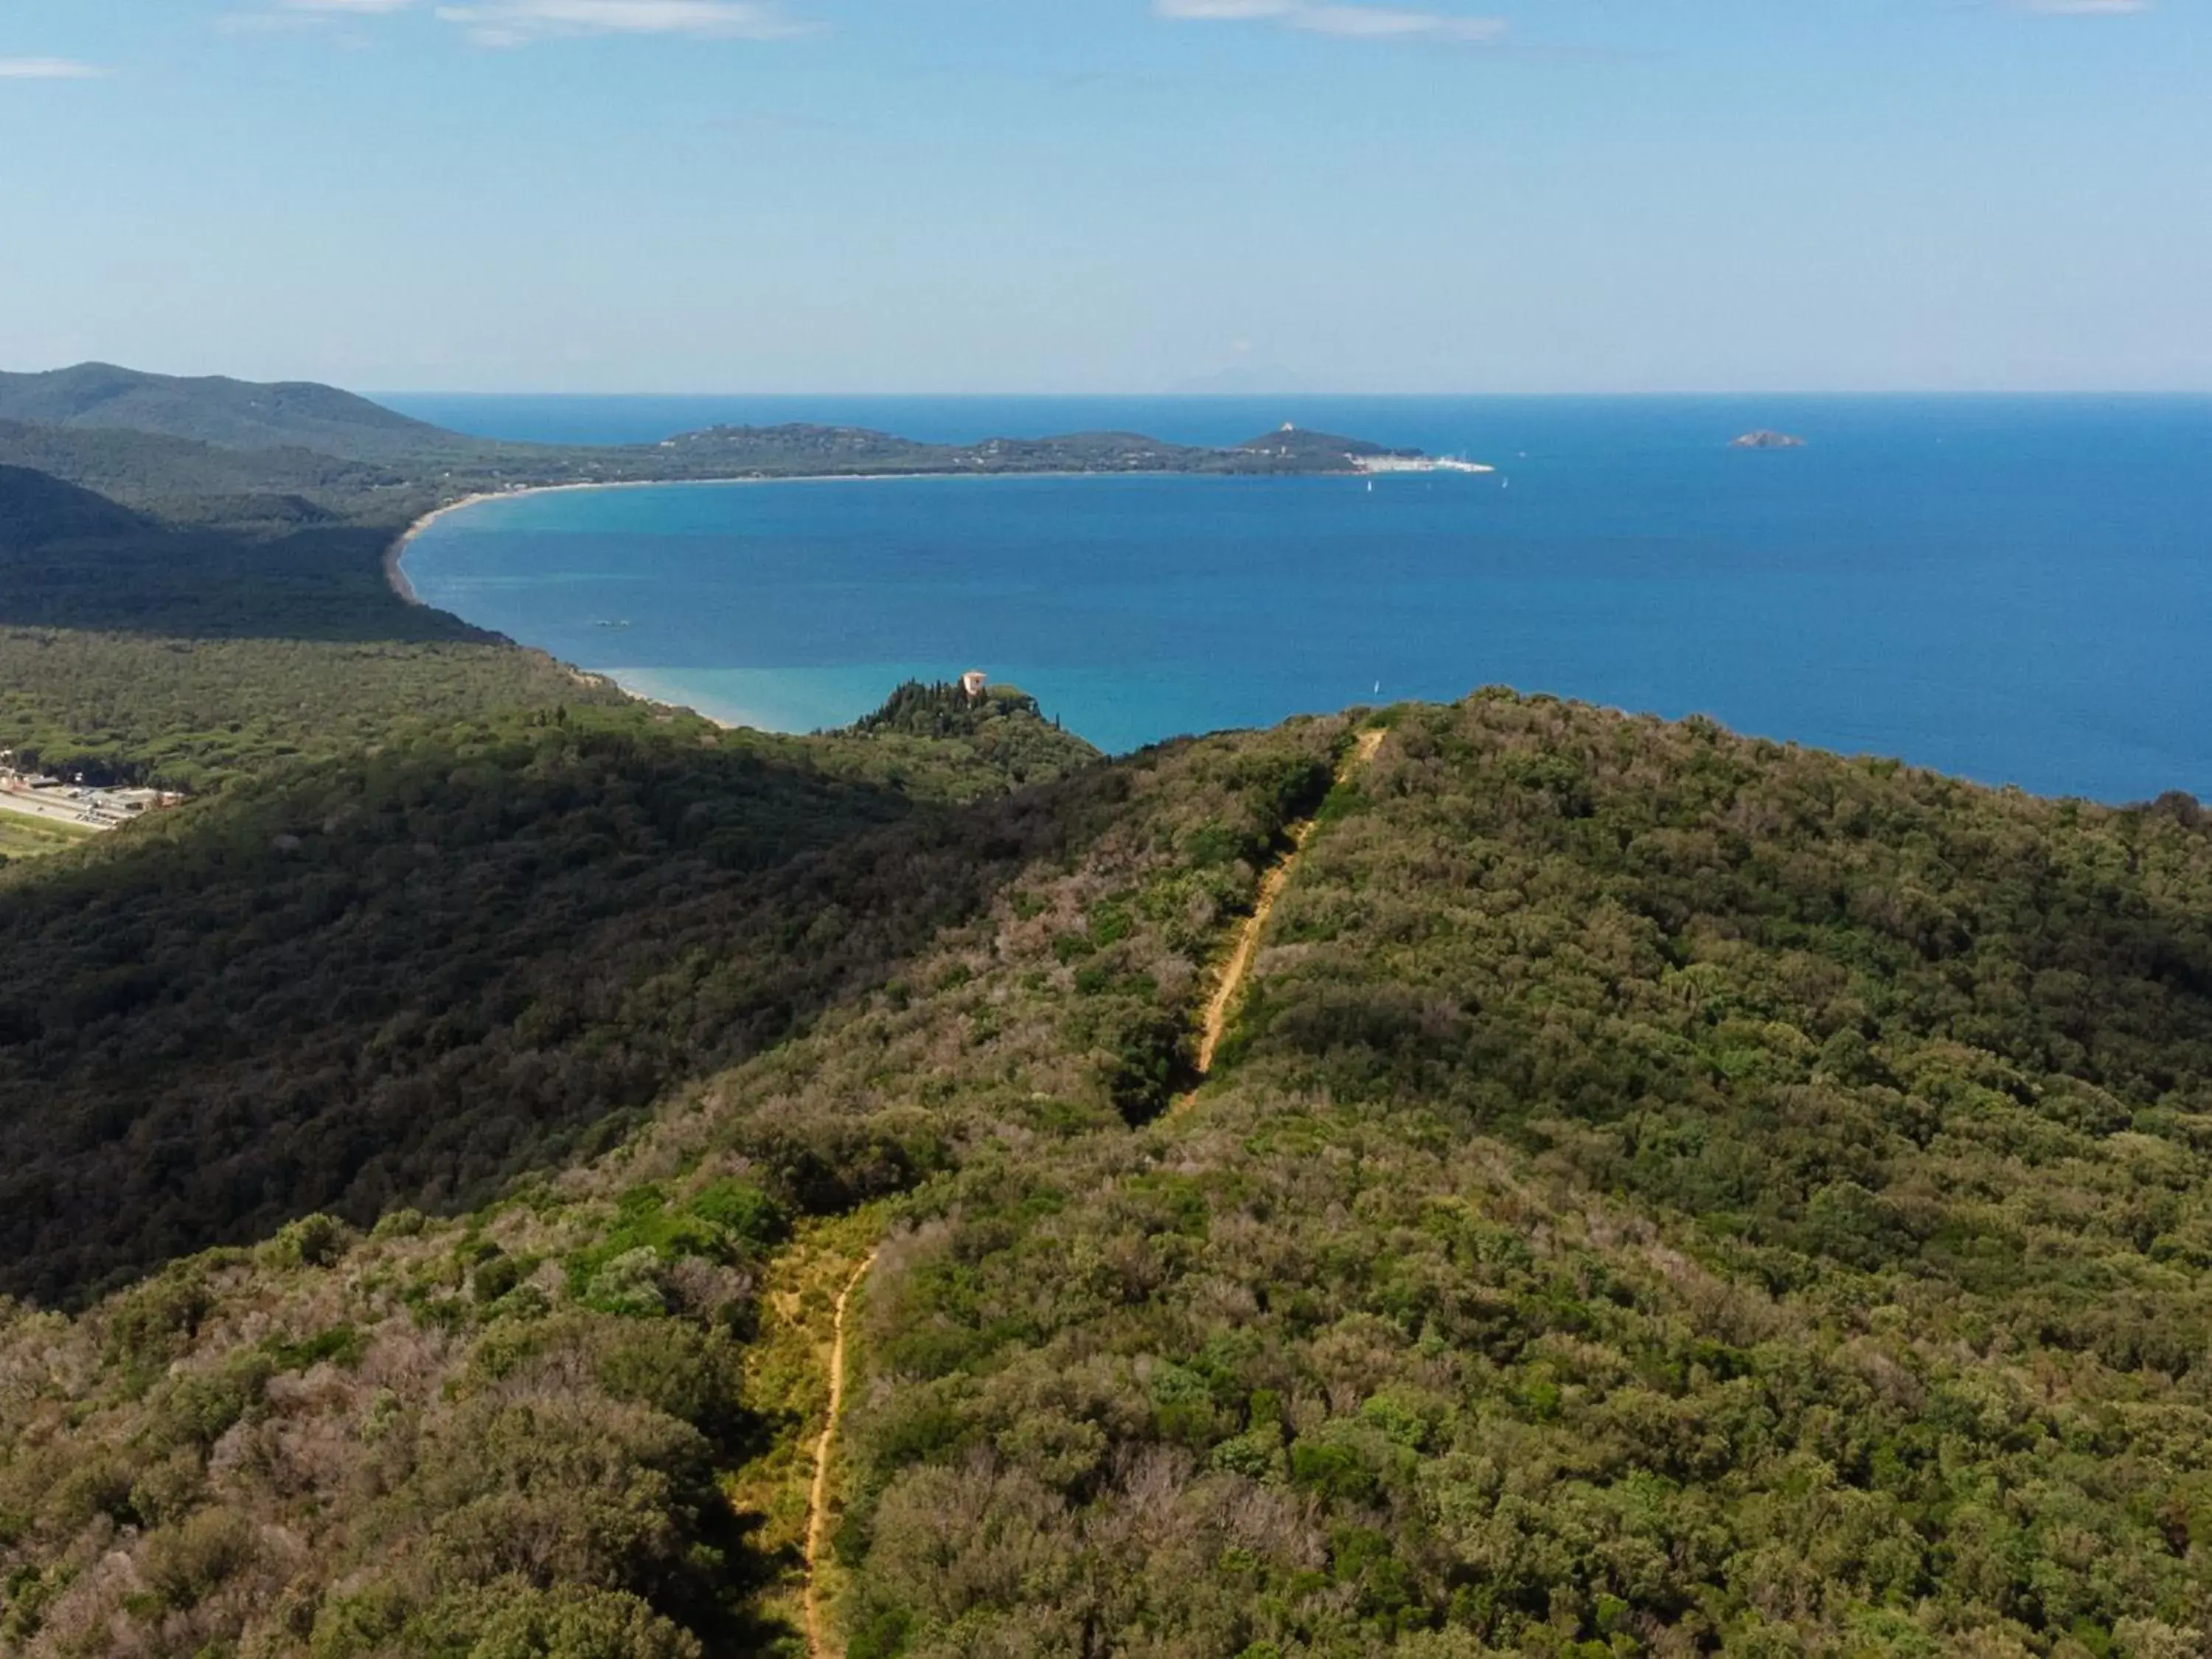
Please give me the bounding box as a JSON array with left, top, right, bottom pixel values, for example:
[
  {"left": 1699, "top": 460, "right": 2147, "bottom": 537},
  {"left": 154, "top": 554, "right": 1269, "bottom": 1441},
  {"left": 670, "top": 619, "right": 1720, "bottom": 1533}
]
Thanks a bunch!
[
  {"left": 804, "top": 1251, "right": 878, "bottom": 1659},
  {"left": 790, "top": 730, "right": 1385, "bottom": 1651},
  {"left": 1185, "top": 726, "right": 1387, "bottom": 1093}
]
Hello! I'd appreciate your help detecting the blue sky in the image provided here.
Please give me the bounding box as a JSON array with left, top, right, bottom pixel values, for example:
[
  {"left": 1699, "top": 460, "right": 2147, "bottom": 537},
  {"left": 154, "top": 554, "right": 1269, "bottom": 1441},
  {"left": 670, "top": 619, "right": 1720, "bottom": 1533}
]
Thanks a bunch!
[{"left": 1, "top": 0, "right": 2205, "bottom": 392}]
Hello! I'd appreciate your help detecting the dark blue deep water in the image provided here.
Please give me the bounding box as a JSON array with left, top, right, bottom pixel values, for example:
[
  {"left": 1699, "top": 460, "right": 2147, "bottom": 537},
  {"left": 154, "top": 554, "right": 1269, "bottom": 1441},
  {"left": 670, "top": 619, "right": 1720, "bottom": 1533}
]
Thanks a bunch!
[{"left": 388, "top": 396, "right": 2212, "bottom": 801}]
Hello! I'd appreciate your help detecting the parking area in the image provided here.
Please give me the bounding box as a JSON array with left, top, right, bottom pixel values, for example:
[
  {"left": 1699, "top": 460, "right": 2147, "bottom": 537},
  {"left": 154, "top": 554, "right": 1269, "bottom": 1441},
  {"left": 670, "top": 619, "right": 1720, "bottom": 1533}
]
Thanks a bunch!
[{"left": 0, "top": 765, "right": 184, "bottom": 832}]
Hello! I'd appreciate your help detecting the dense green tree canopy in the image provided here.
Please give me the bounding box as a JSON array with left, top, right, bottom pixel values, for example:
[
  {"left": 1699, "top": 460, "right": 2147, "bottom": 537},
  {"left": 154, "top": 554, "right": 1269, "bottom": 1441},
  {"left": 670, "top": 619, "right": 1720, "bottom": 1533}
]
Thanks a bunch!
[
  {"left": 4, "top": 367, "right": 2210, "bottom": 1659},
  {"left": 8, "top": 696, "right": 2212, "bottom": 1658}
]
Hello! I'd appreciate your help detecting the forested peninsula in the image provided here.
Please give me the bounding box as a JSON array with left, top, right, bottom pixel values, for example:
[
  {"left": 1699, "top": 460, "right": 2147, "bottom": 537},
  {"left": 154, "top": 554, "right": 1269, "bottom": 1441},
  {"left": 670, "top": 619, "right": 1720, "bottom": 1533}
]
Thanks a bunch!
[{"left": 4, "top": 365, "right": 2212, "bottom": 1659}]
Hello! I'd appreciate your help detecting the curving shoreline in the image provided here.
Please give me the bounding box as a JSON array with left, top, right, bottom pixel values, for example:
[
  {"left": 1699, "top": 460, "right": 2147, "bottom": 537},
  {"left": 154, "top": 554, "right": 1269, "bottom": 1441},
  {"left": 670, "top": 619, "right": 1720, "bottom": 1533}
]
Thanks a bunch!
[
  {"left": 382, "top": 467, "right": 1317, "bottom": 609},
  {"left": 387, "top": 480, "right": 693, "bottom": 607},
  {"left": 386, "top": 476, "right": 1014, "bottom": 732},
  {"left": 384, "top": 471, "right": 1188, "bottom": 737},
  {"left": 386, "top": 495, "right": 491, "bottom": 605}
]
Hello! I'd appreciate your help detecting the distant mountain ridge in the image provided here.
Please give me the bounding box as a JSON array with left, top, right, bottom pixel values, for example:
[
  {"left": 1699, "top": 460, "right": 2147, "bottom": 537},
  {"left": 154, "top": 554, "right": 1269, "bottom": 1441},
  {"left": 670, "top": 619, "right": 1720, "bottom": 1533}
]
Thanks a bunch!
[
  {"left": 0, "top": 364, "right": 1430, "bottom": 482},
  {"left": 0, "top": 362, "right": 470, "bottom": 462}
]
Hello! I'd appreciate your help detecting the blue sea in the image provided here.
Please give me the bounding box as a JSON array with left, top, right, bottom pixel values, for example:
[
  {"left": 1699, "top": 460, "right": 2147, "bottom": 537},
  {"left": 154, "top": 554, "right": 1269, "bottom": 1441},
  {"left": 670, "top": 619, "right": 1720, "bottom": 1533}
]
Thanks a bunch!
[{"left": 386, "top": 395, "right": 2212, "bottom": 803}]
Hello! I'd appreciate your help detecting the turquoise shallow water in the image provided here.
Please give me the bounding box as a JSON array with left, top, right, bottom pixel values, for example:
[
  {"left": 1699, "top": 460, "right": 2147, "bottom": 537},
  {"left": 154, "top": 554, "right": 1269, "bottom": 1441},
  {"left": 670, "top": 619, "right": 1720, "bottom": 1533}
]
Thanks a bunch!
[{"left": 393, "top": 396, "right": 2212, "bottom": 802}]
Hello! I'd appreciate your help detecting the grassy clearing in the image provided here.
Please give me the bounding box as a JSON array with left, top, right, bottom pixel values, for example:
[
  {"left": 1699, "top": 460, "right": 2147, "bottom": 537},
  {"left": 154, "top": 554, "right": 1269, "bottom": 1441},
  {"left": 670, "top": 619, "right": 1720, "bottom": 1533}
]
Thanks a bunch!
[{"left": 0, "top": 804, "right": 97, "bottom": 862}]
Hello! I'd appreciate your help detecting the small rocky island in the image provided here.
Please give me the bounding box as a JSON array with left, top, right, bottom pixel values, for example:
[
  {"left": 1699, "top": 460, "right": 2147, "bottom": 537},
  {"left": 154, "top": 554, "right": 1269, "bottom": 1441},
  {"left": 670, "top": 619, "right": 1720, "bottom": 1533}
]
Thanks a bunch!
[{"left": 1730, "top": 429, "right": 1808, "bottom": 449}]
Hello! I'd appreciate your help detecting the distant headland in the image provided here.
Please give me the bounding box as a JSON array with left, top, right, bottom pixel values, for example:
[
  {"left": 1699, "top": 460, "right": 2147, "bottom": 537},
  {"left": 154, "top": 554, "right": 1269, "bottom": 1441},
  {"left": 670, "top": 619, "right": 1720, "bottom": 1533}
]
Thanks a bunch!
[
  {"left": 381, "top": 419, "right": 1486, "bottom": 602},
  {"left": 1730, "top": 429, "right": 1808, "bottom": 449},
  {"left": 0, "top": 363, "right": 1479, "bottom": 618},
  {"left": 0, "top": 364, "right": 1466, "bottom": 494}
]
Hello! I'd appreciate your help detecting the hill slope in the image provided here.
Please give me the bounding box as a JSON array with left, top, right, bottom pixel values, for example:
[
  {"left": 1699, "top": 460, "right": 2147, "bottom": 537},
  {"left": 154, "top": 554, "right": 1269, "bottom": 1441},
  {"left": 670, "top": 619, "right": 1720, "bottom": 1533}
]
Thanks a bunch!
[
  {"left": 4, "top": 695, "right": 2212, "bottom": 1658},
  {"left": 0, "top": 364, "right": 468, "bottom": 462},
  {"left": 0, "top": 692, "right": 1100, "bottom": 1302},
  {"left": 0, "top": 419, "right": 406, "bottom": 511},
  {"left": 1234, "top": 425, "right": 1416, "bottom": 466},
  {"left": 0, "top": 412, "right": 552, "bottom": 790},
  {"left": 828, "top": 694, "right": 2212, "bottom": 1656},
  {"left": 0, "top": 464, "right": 152, "bottom": 547},
  {"left": 0, "top": 366, "right": 1433, "bottom": 480}
]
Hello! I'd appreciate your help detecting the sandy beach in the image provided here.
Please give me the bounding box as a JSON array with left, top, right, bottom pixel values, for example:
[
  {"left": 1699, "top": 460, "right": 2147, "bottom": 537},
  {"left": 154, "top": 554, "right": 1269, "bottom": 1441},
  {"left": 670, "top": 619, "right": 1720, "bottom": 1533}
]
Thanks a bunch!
[{"left": 386, "top": 481, "right": 654, "bottom": 607}]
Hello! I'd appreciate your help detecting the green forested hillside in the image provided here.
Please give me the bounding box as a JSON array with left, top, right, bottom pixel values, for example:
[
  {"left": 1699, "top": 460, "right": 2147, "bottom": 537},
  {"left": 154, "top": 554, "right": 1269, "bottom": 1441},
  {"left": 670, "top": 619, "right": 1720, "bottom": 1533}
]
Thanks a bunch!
[
  {"left": 828, "top": 695, "right": 2212, "bottom": 1658},
  {"left": 6, "top": 693, "right": 2212, "bottom": 1658},
  {"left": 0, "top": 512, "right": 459, "bottom": 641},
  {"left": 846, "top": 678, "right": 1099, "bottom": 789},
  {"left": 0, "top": 364, "right": 470, "bottom": 462},
  {"left": 0, "top": 708, "right": 1308, "bottom": 1658},
  {"left": 0, "top": 629, "right": 618, "bottom": 789},
  {"left": 0, "top": 697, "right": 1099, "bottom": 1303},
  {"left": 0, "top": 411, "right": 538, "bottom": 789},
  {"left": 0, "top": 420, "right": 408, "bottom": 510},
  {"left": 0, "top": 465, "right": 155, "bottom": 543},
  {"left": 0, "top": 407, "right": 552, "bottom": 787}
]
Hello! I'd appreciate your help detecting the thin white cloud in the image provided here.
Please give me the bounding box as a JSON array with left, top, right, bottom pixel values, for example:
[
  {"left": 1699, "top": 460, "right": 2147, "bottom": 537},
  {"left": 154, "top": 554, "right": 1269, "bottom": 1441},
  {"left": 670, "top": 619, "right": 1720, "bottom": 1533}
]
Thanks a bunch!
[
  {"left": 432, "top": 0, "right": 808, "bottom": 45},
  {"left": 220, "top": 0, "right": 408, "bottom": 36},
  {"left": 0, "top": 57, "right": 106, "bottom": 78},
  {"left": 1156, "top": 0, "right": 1504, "bottom": 43}
]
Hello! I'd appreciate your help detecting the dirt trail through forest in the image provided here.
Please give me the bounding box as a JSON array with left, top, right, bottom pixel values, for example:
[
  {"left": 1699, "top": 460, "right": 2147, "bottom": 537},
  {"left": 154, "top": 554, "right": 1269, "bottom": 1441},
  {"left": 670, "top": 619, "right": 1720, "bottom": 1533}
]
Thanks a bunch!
[
  {"left": 796, "top": 728, "right": 1384, "bottom": 1652},
  {"left": 1186, "top": 726, "right": 1386, "bottom": 1091},
  {"left": 804, "top": 1251, "right": 877, "bottom": 1659}
]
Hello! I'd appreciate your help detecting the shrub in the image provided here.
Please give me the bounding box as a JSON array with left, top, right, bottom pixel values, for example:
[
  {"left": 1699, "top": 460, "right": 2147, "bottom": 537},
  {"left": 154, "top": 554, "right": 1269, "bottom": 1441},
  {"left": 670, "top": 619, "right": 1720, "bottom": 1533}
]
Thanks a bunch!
[
  {"left": 141, "top": 1507, "right": 257, "bottom": 1610},
  {"left": 682, "top": 1180, "right": 787, "bottom": 1251},
  {"left": 100, "top": 1267, "right": 212, "bottom": 1370},
  {"left": 474, "top": 1256, "right": 526, "bottom": 1304},
  {"left": 267, "top": 1213, "right": 350, "bottom": 1270},
  {"left": 583, "top": 1250, "right": 668, "bottom": 1318},
  {"left": 467, "top": 1582, "right": 704, "bottom": 1659}
]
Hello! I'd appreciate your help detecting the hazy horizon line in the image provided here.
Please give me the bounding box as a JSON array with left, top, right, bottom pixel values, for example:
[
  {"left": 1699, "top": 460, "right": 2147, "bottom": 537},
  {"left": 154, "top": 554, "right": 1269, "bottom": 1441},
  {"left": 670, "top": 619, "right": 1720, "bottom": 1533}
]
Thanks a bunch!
[{"left": 366, "top": 386, "right": 2212, "bottom": 400}]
